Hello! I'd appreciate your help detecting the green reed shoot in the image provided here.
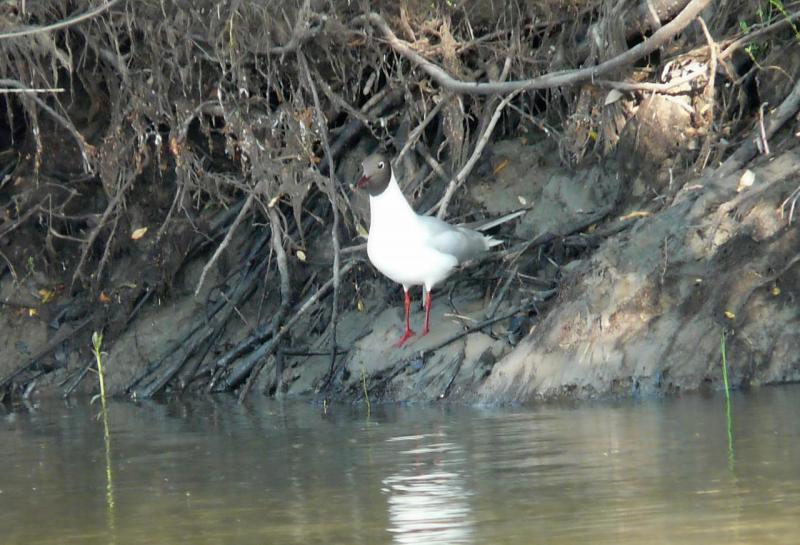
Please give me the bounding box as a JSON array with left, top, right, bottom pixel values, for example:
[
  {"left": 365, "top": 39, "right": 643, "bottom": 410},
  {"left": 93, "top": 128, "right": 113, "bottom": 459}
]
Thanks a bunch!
[
  {"left": 92, "top": 331, "right": 108, "bottom": 410},
  {"left": 721, "top": 328, "right": 735, "bottom": 471},
  {"left": 90, "top": 331, "right": 116, "bottom": 531}
]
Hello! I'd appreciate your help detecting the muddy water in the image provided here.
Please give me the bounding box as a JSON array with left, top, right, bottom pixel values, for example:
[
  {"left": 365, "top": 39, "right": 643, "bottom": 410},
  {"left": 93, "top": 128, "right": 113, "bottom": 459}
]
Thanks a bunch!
[{"left": 2, "top": 387, "right": 799, "bottom": 545}]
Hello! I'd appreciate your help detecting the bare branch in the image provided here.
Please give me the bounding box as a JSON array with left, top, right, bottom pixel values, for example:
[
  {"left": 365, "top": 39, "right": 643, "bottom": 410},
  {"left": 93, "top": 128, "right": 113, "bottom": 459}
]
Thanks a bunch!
[
  {"left": 715, "top": 77, "right": 800, "bottom": 179},
  {"left": 433, "top": 90, "right": 521, "bottom": 218},
  {"left": 0, "top": 0, "right": 123, "bottom": 40},
  {"left": 194, "top": 188, "right": 257, "bottom": 297},
  {"left": 299, "top": 51, "right": 343, "bottom": 389},
  {"left": 355, "top": 0, "right": 712, "bottom": 95},
  {"left": 0, "top": 79, "right": 93, "bottom": 172}
]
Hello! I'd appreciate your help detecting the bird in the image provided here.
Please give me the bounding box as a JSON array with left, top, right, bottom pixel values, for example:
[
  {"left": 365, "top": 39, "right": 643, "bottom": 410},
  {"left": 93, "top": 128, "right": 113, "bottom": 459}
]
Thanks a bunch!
[{"left": 357, "top": 151, "right": 522, "bottom": 347}]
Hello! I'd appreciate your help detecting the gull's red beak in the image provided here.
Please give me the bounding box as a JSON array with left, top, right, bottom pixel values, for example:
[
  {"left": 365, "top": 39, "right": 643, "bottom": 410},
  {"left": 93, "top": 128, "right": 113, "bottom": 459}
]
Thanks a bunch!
[{"left": 357, "top": 174, "right": 370, "bottom": 188}]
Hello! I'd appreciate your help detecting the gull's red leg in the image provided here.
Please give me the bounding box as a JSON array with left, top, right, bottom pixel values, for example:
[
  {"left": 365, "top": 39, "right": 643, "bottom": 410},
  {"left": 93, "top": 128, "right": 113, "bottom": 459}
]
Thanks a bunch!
[
  {"left": 421, "top": 289, "right": 432, "bottom": 337},
  {"left": 394, "top": 288, "right": 416, "bottom": 347}
]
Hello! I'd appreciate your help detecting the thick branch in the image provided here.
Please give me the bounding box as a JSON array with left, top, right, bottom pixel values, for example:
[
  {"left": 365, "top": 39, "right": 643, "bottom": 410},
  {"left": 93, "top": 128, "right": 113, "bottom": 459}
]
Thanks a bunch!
[{"left": 355, "top": 0, "right": 712, "bottom": 95}]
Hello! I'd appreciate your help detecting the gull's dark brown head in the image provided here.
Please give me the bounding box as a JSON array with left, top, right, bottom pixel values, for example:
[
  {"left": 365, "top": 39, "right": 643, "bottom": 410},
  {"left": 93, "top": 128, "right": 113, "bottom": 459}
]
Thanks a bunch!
[{"left": 357, "top": 152, "right": 391, "bottom": 197}]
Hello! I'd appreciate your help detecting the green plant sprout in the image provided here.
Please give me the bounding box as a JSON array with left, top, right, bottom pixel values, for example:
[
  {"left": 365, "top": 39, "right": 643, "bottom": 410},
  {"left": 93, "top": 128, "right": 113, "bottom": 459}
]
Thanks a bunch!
[
  {"left": 92, "top": 331, "right": 108, "bottom": 409},
  {"left": 721, "top": 328, "right": 734, "bottom": 472}
]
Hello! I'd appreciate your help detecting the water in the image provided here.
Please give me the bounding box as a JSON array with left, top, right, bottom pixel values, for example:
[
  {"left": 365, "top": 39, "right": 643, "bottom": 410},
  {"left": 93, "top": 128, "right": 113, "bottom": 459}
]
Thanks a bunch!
[{"left": 2, "top": 386, "right": 799, "bottom": 545}]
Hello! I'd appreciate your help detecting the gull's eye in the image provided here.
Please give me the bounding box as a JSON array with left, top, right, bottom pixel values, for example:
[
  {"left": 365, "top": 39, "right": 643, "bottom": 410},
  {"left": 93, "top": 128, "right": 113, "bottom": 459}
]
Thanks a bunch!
[{"left": 378, "top": 161, "right": 385, "bottom": 169}]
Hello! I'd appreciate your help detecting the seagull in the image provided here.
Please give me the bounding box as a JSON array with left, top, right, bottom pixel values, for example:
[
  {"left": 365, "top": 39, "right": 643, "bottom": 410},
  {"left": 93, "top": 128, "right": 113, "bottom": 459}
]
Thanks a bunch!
[{"left": 357, "top": 152, "right": 522, "bottom": 347}]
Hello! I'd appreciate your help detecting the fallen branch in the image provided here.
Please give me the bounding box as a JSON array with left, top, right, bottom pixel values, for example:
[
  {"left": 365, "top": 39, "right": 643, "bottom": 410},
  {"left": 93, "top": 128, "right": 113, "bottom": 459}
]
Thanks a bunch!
[
  {"left": 194, "top": 187, "right": 257, "bottom": 296},
  {"left": 131, "top": 248, "right": 269, "bottom": 398},
  {"left": 223, "top": 259, "right": 359, "bottom": 397},
  {"left": 368, "top": 291, "right": 556, "bottom": 397},
  {"left": 0, "top": 317, "right": 92, "bottom": 390},
  {"left": 696, "top": 17, "right": 718, "bottom": 171}
]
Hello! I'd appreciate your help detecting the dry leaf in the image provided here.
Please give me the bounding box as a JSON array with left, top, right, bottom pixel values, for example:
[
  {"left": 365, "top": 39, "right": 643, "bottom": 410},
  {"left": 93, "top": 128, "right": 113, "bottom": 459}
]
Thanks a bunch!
[
  {"left": 38, "top": 288, "right": 55, "bottom": 303},
  {"left": 99, "top": 292, "right": 111, "bottom": 303},
  {"left": 28, "top": 308, "right": 38, "bottom": 317},
  {"left": 169, "top": 136, "right": 182, "bottom": 157},
  {"left": 493, "top": 158, "right": 509, "bottom": 175},
  {"left": 131, "top": 227, "right": 148, "bottom": 240},
  {"left": 357, "top": 299, "right": 365, "bottom": 312},
  {"left": 724, "top": 310, "right": 736, "bottom": 319}
]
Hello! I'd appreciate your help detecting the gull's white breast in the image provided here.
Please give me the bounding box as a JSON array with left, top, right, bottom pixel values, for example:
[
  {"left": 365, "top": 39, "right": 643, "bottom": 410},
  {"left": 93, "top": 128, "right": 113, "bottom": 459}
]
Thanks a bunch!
[{"left": 366, "top": 174, "right": 490, "bottom": 290}]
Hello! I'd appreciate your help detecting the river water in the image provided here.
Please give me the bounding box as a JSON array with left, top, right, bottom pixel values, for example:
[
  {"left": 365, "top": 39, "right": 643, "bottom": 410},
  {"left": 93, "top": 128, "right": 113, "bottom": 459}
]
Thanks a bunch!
[{"left": 2, "top": 386, "right": 799, "bottom": 544}]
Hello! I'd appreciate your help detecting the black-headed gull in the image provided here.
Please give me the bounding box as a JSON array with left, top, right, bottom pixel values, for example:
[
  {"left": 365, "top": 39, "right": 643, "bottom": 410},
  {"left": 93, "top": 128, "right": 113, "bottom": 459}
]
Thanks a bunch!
[{"left": 357, "top": 152, "right": 520, "bottom": 347}]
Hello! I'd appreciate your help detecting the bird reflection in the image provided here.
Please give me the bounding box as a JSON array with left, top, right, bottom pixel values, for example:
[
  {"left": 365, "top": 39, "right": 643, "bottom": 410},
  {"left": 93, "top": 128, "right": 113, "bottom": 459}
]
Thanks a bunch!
[{"left": 382, "top": 434, "right": 473, "bottom": 544}]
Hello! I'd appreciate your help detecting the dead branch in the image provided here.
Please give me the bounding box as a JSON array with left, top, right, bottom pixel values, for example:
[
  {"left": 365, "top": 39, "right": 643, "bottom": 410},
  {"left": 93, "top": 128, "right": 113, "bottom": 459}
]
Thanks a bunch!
[
  {"left": 696, "top": 17, "right": 717, "bottom": 171},
  {"left": 0, "top": 87, "right": 64, "bottom": 94},
  {"left": 299, "top": 51, "right": 343, "bottom": 390},
  {"left": 0, "top": 317, "right": 92, "bottom": 391},
  {"left": 719, "top": 11, "right": 800, "bottom": 60},
  {"left": 715, "top": 77, "right": 800, "bottom": 179},
  {"left": 131, "top": 243, "right": 269, "bottom": 398},
  {"left": 266, "top": 207, "right": 291, "bottom": 314},
  {"left": 223, "top": 259, "right": 359, "bottom": 396},
  {"left": 194, "top": 187, "right": 258, "bottom": 296},
  {"left": 396, "top": 94, "right": 450, "bottom": 163},
  {"left": 356, "top": 0, "right": 712, "bottom": 95},
  {"left": 0, "top": 0, "right": 122, "bottom": 40},
  {"left": 594, "top": 71, "right": 704, "bottom": 93},
  {"left": 70, "top": 174, "right": 135, "bottom": 289},
  {"left": 369, "top": 291, "right": 556, "bottom": 397},
  {"left": 434, "top": 90, "right": 522, "bottom": 218},
  {"left": 0, "top": 79, "right": 93, "bottom": 171}
]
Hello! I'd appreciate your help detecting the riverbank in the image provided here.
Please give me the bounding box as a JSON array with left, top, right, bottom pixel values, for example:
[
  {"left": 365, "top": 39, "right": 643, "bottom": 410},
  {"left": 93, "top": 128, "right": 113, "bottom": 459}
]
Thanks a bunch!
[{"left": 2, "top": 1, "right": 799, "bottom": 403}]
